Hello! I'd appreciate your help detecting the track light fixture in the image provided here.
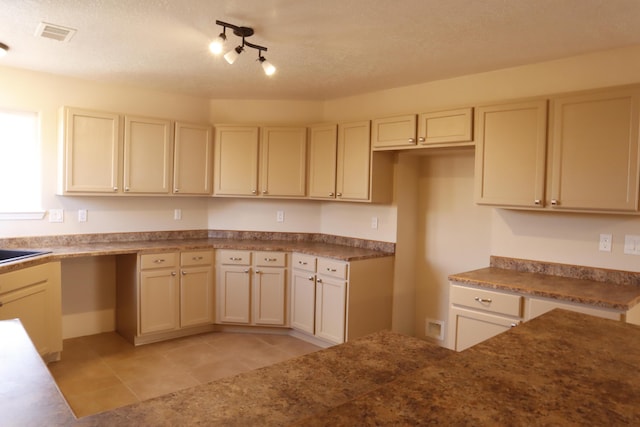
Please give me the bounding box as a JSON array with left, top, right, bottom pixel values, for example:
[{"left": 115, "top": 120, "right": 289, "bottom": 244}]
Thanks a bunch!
[{"left": 210, "top": 20, "right": 276, "bottom": 76}]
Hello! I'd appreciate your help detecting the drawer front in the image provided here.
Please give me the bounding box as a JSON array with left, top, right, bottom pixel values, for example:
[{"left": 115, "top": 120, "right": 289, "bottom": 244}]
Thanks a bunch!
[
  {"left": 180, "top": 250, "right": 214, "bottom": 267},
  {"left": 140, "top": 252, "right": 179, "bottom": 270},
  {"left": 292, "top": 253, "right": 316, "bottom": 272},
  {"left": 317, "top": 258, "right": 348, "bottom": 280},
  {"left": 450, "top": 284, "right": 522, "bottom": 317},
  {"left": 254, "top": 251, "right": 286, "bottom": 267},
  {"left": 218, "top": 250, "right": 251, "bottom": 265}
]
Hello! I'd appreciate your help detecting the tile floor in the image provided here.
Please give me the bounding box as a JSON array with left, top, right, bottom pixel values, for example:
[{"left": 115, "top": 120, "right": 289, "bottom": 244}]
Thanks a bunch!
[{"left": 47, "top": 331, "right": 321, "bottom": 418}]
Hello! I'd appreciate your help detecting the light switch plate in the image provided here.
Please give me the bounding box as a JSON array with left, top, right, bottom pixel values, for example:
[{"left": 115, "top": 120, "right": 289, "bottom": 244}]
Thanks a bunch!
[
  {"left": 624, "top": 235, "right": 640, "bottom": 255},
  {"left": 49, "top": 209, "right": 63, "bottom": 223},
  {"left": 78, "top": 209, "right": 87, "bottom": 222},
  {"left": 276, "top": 210, "right": 284, "bottom": 222}
]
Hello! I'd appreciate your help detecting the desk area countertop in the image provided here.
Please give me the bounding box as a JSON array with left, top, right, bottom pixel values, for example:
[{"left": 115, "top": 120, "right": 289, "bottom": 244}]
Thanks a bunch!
[{"left": 3, "top": 309, "right": 640, "bottom": 426}]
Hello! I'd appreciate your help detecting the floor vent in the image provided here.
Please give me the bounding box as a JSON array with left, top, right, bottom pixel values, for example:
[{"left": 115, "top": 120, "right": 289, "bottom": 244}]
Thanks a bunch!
[{"left": 35, "top": 22, "right": 76, "bottom": 42}]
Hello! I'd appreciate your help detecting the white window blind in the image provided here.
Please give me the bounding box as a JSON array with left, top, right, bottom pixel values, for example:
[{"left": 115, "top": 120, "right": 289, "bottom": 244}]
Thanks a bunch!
[{"left": 0, "top": 109, "right": 43, "bottom": 217}]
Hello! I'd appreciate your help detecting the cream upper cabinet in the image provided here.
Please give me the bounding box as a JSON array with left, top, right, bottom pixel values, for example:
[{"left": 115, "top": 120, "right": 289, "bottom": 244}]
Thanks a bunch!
[
  {"left": 214, "top": 125, "right": 306, "bottom": 198},
  {"left": 214, "top": 126, "right": 259, "bottom": 196},
  {"left": 337, "top": 120, "right": 372, "bottom": 201},
  {"left": 548, "top": 87, "right": 640, "bottom": 212},
  {"left": 308, "top": 124, "right": 338, "bottom": 199},
  {"left": 260, "top": 127, "right": 307, "bottom": 197},
  {"left": 371, "top": 114, "right": 417, "bottom": 149},
  {"left": 60, "top": 107, "right": 121, "bottom": 194},
  {"left": 418, "top": 107, "right": 473, "bottom": 147},
  {"left": 123, "top": 116, "right": 173, "bottom": 194},
  {"left": 474, "top": 100, "right": 548, "bottom": 207},
  {"left": 173, "top": 122, "right": 213, "bottom": 195}
]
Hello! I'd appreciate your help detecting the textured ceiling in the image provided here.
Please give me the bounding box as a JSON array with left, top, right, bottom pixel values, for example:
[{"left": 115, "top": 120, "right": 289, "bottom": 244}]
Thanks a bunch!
[{"left": 1, "top": 0, "right": 640, "bottom": 100}]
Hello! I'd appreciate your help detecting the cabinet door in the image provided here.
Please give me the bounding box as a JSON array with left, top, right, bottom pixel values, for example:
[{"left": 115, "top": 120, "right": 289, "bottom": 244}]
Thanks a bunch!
[
  {"left": 139, "top": 269, "right": 179, "bottom": 334},
  {"left": 418, "top": 107, "right": 473, "bottom": 146},
  {"left": 474, "top": 100, "right": 548, "bottom": 207},
  {"left": 371, "top": 114, "right": 417, "bottom": 149},
  {"left": 180, "top": 266, "right": 214, "bottom": 328},
  {"left": 0, "top": 283, "right": 48, "bottom": 354},
  {"left": 315, "top": 275, "right": 347, "bottom": 344},
  {"left": 549, "top": 88, "right": 640, "bottom": 211},
  {"left": 61, "top": 107, "right": 121, "bottom": 194},
  {"left": 173, "top": 122, "right": 213, "bottom": 195},
  {"left": 450, "top": 306, "right": 517, "bottom": 351},
  {"left": 308, "top": 124, "right": 338, "bottom": 199},
  {"left": 290, "top": 269, "right": 316, "bottom": 334},
  {"left": 123, "top": 116, "right": 172, "bottom": 194},
  {"left": 337, "top": 121, "right": 371, "bottom": 201},
  {"left": 214, "top": 126, "right": 259, "bottom": 196},
  {"left": 253, "top": 267, "right": 286, "bottom": 326},
  {"left": 216, "top": 265, "right": 251, "bottom": 324},
  {"left": 260, "top": 127, "right": 307, "bottom": 197}
]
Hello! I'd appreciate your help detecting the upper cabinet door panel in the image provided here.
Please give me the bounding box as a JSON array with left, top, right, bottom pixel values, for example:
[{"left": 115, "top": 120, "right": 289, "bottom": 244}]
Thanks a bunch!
[
  {"left": 260, "top": 127, "right": 307, "bottom": 197},
  {"left": 418, "top": 107, "right": 473, "bottom": 146},
  {"left": 337, "top": 121, "right": 371, "bottom": 201},
  {"left": 549, "top": 88, "right": 640, "bottom": 211},
  {"left": 214, "top": 126, "right": 259, "bottom": 196},
  {"left": 62, "top": 107, "right": 121, "bottom": 193},
  {"left": 174, "top": 122, "right": 213, "bottom": 195},
  {"left": 123, "top": 116, "right": 173, "bottom": 194},
  {"left": 474, "top": 100, "right": 548, "bottom": 207},
  {"left": 371, "top": 114, "right": 417, "bottom": 149},
  {"left": 308, "top": 124, "right": 338, "bottom": 199}
]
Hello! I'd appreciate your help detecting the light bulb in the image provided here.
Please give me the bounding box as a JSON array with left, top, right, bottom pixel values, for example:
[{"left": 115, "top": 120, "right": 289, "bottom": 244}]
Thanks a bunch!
[
  {"left": 208, "top": 33, "right": 226, "bottom": 55},
  {"left": 224, "top": 46, "right": 242, "bottom": 64},
  {"left": 261, "top": 59, "right": 276, "bottom": 76}
]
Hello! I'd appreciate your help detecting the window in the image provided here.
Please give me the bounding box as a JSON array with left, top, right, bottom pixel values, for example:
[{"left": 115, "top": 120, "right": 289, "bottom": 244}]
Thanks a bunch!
[{"left": 0, "top": 109, "right": 43, "bottom": 218}]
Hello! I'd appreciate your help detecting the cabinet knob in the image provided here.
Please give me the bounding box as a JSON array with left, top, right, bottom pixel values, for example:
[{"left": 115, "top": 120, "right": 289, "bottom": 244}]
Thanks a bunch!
[
  {"left": 264, "top": 257, "right": 277, "bottom": 262},
  {"left": 113, "top": 187, "right": 118, "bottom": 192},
  {"left": 243, "top": 269, "right": 250, "bottom": 274},
  {"left": 251, "top": 190, "right": 257, "bottom": 195},
  {"left": 329, "top": 192, "right": 334, "bottom": 197},
  {"left": 551, "top": 199, "right": 559, "bottom": 206},
  {"left": 336, "top": 192, "right": 342, "bottom": 197},
  {"left": 534, "top": 199, "right": 541, "bottom": 205},
  {"left": 418, "top": 137, "right": 426, "bottom": 143},
  {"left": 298, "top": 261, "right": 307, "bottom": 265},
  {"left": 153, "top": 259, "right": 166, "bottom": 264},
  {"left": 408, "top": 138, "right": 415, "bottom": 143},
  {"left": 181, "top": 270, "right": 186, "bottom": 276},
  {"left": 262, "top": 190, "right": 268, "bottom": 195},
  {"left": 474, "top": 297, "right": 492, "bottom": 304},
  {"left": 510, "top": 323, "right": 518, "bottom": 328},
  {"left": 171, "top": 271, "right": 177, "bottom": 276},
  {"left": 192, "top": 256, "right": 203, "bottom": 261},
  {"left": 326, "top": 267, "right": 337, "bottom": 272},
  {"left": 230, "top": 257, "right": 243, "bottom": 261},
  {"left": 125, "top": 187, "right": 130, "bottom": 192},
  {"left": 174, "top": 188, "right": 180, "bottom": 193},
  {"left": 317, "top": 278, "right": 323, "bottom": 283},
  {"left": 308, "top": 276, "right": 314, "bottom": 281},
  {"left": 255, "top": 269, "right": 261, "bottom": 274}
]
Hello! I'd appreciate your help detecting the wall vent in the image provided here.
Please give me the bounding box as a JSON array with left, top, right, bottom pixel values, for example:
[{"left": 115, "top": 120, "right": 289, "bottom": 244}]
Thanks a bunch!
[{"left": 35, "top": 22, "right": 76, "bottom": 42}]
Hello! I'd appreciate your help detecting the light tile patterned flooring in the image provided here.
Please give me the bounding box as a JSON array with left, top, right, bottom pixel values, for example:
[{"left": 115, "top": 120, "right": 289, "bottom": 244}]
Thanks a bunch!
[{"left": 47, "top": 331, "right": 321, "bottom": 418}]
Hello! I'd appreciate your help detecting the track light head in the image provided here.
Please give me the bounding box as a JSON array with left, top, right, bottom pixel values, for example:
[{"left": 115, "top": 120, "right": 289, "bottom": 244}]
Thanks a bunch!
[
  {"left": 0, "top": 42, "right": 9, "bottom": 58},
  {"left": 224, "top": 45, "right": 243, "bottom": 64},
  {"left": 212, "top": 20, "right": 276, "bottom": 75},
  {"left": 259, "top": 55, "right": 276, "bottom": 76},
  {"left": 209, "top": 32, "right": 226, "bottom": 55}
]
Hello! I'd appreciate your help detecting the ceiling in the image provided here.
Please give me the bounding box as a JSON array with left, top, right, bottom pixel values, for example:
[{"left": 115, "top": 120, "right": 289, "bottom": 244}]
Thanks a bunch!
[{"left": 2, "top": 0, "right": 640, "bottom": 101}]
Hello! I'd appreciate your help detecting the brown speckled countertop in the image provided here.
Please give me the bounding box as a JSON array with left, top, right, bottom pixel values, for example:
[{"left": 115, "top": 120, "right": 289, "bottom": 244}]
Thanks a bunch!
[
  {"left": 9, "top": 309, "right": 638, "bottom": 426},
  {"left": 449, "top": 256, "right": 640, "bottom": 311},
  {"left": 0, "top": 230, "right": 395, "bottom": 274}
]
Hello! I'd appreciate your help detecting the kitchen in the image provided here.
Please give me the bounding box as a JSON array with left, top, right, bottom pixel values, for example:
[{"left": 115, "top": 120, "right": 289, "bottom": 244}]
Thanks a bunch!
[{"left": 2, "top": 1, "right": 640, "bottom": 424}]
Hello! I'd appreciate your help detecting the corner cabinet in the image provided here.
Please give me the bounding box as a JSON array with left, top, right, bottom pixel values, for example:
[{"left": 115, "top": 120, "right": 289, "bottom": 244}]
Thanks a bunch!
[
  {"left": 59, "top": 107, "right": 213, "bottom": 196},
  {"left": 0, "top": 262, "right": 62, "bottom": 362},
  {"left": 116, "top": 250, "right": 215, "bottom": 345},
  {"left": 475, "top": 85, "right": 640, "bottom": 213},
  {"left": 214, "top": 125, "right": 307, "bottom": 198},
  {"left": 290, "top": 253, "right": 394, "bottom": 346}
]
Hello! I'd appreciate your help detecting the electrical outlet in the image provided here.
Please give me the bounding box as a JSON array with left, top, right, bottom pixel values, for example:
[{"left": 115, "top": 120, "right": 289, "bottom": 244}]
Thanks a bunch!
[
  {"left": 78, "top": 209, "right": 87, "bottom": 222},
  {"left": 48, "top": 209, "right": 63, "bottom": 223},
  {"left": 276, "top": 210, "right": 284, "bottom": 223},
  {"left": 371, "top": 216, "right": 378, "bottom": 229},
  {"left": 624, "top": 235, "right": 640, "bottom": 255},
  {"left": 174, "top": 209, "right": 182, "bottom": 220},
  {"left": 599, "top": 234, "right": 612, "bottom": 252}
]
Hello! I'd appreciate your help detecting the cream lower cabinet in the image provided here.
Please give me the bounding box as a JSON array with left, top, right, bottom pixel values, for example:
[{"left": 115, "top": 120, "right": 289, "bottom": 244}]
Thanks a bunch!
[
  {"left": 0, "top": 262, "right": 62, "bottom": 361},
  {"left": 448, "top": 284, "right": 523, "bottom": 351},
  {"left": 216, "top": 250, "right": 287, "bottom": 326},
  {"left": 290, "top": 253, "right": 394, "bottom": 346},
  {"left": 117, "top": 250, "right": 214, "bottom": 345}
]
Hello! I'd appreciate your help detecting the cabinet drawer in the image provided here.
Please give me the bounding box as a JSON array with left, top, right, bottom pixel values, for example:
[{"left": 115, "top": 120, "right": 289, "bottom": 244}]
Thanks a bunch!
[
  {"left": 254, "top": 251, "right": 286, "bottom": 267},
  {"left": 140, "top": 252, "right": 178, "bottom": 270},
  {"left": 450, "top": 284, "right": 522, "bottom": 317},
  {"left": 317, "top": 258, "right": 348, "bottom": 279},
  {"left": 292, "top": 253, "right": 316, "bottom": 272},
  {"left": 180, "top": 250, "right": 213, "bottom": 267},
  {"left": 218, "top": 250, "right": 251, "bottom": 265}
]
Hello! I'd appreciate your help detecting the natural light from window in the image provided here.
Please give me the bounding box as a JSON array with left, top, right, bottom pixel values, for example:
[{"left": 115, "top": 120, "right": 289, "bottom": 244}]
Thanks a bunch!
[{"left": 0, "top": 109, "right": 42, "bottom": 214}]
